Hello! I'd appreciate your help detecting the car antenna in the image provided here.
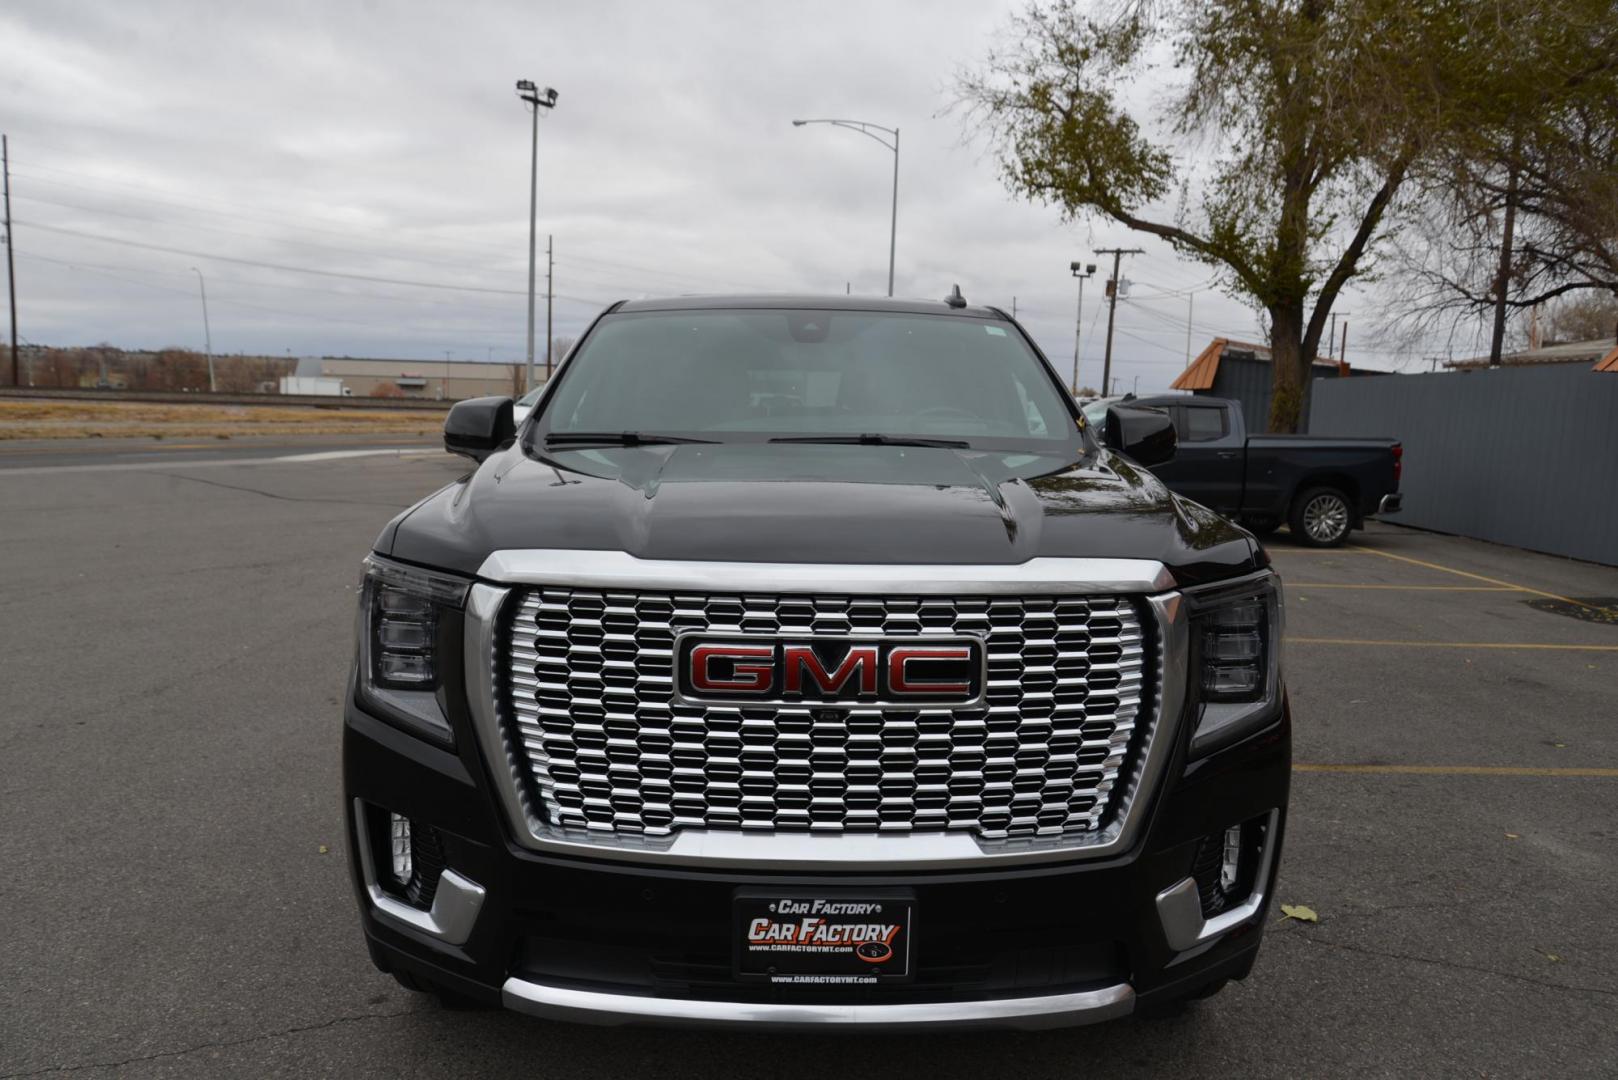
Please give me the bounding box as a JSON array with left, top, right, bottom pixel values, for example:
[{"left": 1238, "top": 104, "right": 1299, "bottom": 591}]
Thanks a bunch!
[{"left": 945, "top": 284, "right": 967, "bottom": 309}]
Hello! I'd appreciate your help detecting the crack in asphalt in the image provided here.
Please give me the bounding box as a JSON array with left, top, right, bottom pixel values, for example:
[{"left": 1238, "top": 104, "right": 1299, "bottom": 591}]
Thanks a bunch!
[
  {"left": 150, "top": 469, "right": 412, "bottom": 508},
  {"left": 1275, "top": 928, "right": 1618, "bottom": 1000},
  {"left": 0, "top": 1007, "right": 423, "bottom": 1078}
]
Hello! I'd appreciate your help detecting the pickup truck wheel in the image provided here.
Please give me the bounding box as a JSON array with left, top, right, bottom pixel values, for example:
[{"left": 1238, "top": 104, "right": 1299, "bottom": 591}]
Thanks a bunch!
[{"left": 1290, "top": 487, "right": 1352, "bottom": 547}]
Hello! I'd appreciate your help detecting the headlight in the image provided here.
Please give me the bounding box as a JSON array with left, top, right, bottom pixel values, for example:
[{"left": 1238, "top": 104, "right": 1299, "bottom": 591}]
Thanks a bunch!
[
  {"left": 1186, "top": 572, "right": 1283, "bottom": 756},
  {"left": 356, "top": 554, "right": 470, "bottom": 748}
]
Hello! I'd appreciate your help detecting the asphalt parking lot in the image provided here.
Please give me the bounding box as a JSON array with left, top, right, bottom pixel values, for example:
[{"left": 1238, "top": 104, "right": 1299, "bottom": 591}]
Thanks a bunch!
[{"left": 2, "top": 441, "right": 1615, "bottom": 1078}]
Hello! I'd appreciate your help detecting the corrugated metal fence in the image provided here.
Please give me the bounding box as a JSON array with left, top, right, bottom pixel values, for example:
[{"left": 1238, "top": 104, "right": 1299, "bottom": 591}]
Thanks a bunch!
[{"left": 1309, "top": 364, "right": 1618, "bottom": 566}]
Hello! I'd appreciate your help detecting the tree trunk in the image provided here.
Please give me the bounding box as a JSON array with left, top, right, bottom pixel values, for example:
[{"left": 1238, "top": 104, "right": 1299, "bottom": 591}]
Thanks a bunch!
[{"left": 1267, "top": 303, "right": 1310, "bottom": 434}]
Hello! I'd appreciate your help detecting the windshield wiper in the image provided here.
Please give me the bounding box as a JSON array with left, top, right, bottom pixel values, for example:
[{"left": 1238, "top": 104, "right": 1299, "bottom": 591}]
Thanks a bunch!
[
  {"left": 769, "top": 434, "right": 972, "bottom": 449},
  {"left": 543, "top": 431, "right": 719, "bottom": 447}
]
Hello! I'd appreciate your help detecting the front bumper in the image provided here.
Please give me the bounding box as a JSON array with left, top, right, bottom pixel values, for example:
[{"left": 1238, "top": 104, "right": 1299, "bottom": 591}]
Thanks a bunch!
[{"left": 343, "top": 685, "right": 1290, "bottom": 1029}]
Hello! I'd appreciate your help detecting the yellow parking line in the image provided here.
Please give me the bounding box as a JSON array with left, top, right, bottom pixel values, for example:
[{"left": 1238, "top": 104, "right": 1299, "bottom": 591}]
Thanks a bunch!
[
  {"left": 1289, "top": 636, "right": 1618, "bottom": 652},
  {"left": 1284, "top": 583, "right": 1525, "bottom": 592},
  {"left": 1350, "top": 545, "right": 1617, "bottom": 617},
  {"left": 1295, "top": 763, "right": 1618, "bottom": 778}
]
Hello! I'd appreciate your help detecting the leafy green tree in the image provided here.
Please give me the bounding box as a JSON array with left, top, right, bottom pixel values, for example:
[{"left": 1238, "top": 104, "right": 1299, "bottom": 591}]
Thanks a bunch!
[{"left": 959, "top": 1, "right": 1617, "bottom": 431}]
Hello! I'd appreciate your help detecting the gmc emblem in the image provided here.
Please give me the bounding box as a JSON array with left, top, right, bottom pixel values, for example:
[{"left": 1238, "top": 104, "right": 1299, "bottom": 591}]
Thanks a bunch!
[{"left": 675, "top": 636, "right": 985, "bottom": 705}]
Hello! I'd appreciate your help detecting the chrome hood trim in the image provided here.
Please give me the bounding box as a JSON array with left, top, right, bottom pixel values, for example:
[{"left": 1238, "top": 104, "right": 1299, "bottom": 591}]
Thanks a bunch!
[{"left": 476, "top": 548, "right": 1176, "bottom": 595}]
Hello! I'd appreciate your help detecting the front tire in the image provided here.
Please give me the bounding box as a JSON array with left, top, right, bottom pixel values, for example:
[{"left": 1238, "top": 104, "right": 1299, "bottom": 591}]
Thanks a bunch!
[{"left": 1289, "top": 486, "right": 1353, "bottom": 547}]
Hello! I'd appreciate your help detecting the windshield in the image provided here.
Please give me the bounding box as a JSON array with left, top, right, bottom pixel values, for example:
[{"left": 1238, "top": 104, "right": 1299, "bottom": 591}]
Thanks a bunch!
[{"left": 538, "top": 309, "right": 1081, "bottom": 450}]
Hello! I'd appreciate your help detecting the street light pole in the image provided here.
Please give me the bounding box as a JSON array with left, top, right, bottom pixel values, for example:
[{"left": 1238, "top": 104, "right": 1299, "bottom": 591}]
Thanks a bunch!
[
  {"left": 1069, "top": 261, "right": 1096, "bottom": 394},
  {"left": 189, "top": 267, "right": 214, "bottom": 392},
  {"left": 516, "top": 80, "right": 559, "bottom": 394},
  {"left": 792, "top": 118, "right": 899, "bottom": 297}
]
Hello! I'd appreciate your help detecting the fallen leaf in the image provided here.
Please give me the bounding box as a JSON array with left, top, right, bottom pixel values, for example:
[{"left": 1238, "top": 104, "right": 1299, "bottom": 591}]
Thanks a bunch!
[
  {"left": 1553, "top": 742, "right": 1566, "bottom": 748},
  {"left": 1505, "top": 833, "right": 1520, "bottom": 840},
  {"left": 1544, "top": 953, "right": 1561, "bottom": 963},
  {"left": 1280, "top": 904, "right": 1318, "bottom": 923},
  {"left": 318, "top": 844, "right": 329, "bottom": 855}
]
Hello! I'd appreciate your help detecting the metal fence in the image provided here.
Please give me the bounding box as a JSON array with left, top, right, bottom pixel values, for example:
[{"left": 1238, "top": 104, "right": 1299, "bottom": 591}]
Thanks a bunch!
[{"left": 1309, "top": 363, "right": 1618, "bottom": 566}]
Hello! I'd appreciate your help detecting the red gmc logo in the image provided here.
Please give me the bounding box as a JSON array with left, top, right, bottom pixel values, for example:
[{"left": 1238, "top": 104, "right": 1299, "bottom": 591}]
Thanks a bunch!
[{"left": 676, "top": 637, "right": 984, "bottom": 704}]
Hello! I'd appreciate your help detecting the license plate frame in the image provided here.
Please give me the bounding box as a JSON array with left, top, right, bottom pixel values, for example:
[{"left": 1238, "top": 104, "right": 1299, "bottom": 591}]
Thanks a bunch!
[{"left": 732, "top": 890, "right": 916, "bottom": 985}]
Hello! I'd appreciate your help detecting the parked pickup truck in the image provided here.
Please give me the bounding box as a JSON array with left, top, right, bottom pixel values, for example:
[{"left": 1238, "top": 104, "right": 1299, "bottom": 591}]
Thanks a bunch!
[
  {"left": 346, "top": 295, "right": 1289, "bottom": 1030},
  {"left": 1084, "top": 395, "right": 1402, "bottom": 547}
]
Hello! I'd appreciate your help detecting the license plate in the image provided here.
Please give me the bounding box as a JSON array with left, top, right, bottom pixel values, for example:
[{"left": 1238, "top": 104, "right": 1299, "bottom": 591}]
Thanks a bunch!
[{"left": 734, "top": 892, "right": 914, "bottom": 985}]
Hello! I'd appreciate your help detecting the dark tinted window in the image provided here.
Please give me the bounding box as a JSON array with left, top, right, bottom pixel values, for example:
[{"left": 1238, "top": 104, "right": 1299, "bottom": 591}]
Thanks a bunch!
[
  {"left": 1179, "top": 405, "right": 1228, "bottom": 443},
  {"left": 541, "top": 309, "right": 1078, "bottom": 448}
]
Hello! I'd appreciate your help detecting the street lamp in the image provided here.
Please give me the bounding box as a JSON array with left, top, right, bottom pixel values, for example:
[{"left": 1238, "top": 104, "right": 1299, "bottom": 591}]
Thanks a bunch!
[
  {"left": 516, "top": 79, "right": 559, "bottom": 394},
  {"left": 792, "top": 118, "right": 899, "bottom": 297},
  {"left": 1069, "top": 261, "right": 1096, "bottom": 394},
  {"left": 189, "top": 267, "right": 215, "bottom": 392}
]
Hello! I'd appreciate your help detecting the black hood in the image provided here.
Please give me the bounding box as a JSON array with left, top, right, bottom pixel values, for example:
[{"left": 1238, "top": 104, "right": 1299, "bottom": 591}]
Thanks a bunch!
[{"left": 382, "top": 442, "right": 1261, "bottom": 587}]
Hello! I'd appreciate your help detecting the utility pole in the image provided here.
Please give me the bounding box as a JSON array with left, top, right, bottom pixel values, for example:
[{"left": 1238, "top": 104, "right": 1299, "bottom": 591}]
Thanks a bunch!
[
  {"left": 443, "top": 350, "right": 451, "bottom": 400},
  {"left": 516, "top": 80, "right": 559, "bottom": 394},
  {"left": 1011, "top": 296, "right": 1017, "bottom": 319},
  {"left": 1069, "top": 261, "right": 1096, "bottom": 393},
  {"left": 1185, "top": 292, "right": 1194, "bottom": 364},
  {"left": 1339, "top": 319, "right": 1348, "bottom": 364},
  {"left": 1488, "top": 143, "right": 1522, "bottom": 365},
  {"left": 3, "top": 134, "right": 17, "bottom": 387},
  {"left": 189, "top": 268, "right": 215, "bottom": 391},
  {"left": 1328, "top": 312, "right": 1338, "bottom": 360},
  {"left": 545, "top": 233, "right": 554, "bottom": 380},
  {"left": 1095, "top": 247, "right": 1143, "bottom": 400}
]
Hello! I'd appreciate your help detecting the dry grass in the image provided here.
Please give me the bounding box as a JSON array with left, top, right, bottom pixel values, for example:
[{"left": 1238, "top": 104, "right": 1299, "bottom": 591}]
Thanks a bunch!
[{"left": 0, "top": 400, "right": 446, "bottom": 440}]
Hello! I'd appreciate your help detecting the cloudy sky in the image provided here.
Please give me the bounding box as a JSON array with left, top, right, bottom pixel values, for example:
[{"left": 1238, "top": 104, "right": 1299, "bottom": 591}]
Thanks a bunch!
[{"left": 1, "top": 0, "right": 1416, "bottom": 392}]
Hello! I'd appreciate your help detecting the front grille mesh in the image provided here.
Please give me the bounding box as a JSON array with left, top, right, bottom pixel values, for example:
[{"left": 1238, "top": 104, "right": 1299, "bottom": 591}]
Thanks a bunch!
[{"left": 503, "top": 589, "right": 1149, "bottom": 841}]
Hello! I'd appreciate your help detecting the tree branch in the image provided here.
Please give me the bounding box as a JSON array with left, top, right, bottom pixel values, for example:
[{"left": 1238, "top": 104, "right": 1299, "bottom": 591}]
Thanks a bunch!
[{"left": 1304, "top": 157, "right": 1411, "bottom": 352}]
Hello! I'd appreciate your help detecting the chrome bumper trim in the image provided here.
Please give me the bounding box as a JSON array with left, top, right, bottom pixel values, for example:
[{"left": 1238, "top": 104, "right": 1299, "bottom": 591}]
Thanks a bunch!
[
  {"left": 353, "top": 799, "right": 487, "bottom": 947},
  {"left": 1154, "top": 809, "right": 1281, "bottom": 953},
  {"left": 476, "top": 548, "right": 1176, "bottom": 595},
  {"left": 465, "top": 585, "right": 1188, "bottom": 870},
  {"left": 501, "top": 977, "right": 1135, "bottom": 1030},
  {"left": 1377, "top": 493, "right": 1403, "bottom": 514}
]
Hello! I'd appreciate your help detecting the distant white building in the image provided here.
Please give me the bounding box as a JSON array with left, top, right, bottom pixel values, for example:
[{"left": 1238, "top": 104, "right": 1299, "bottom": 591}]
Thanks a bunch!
[{"left": 282, "top": 355, "right": 541, "bottom": 399}]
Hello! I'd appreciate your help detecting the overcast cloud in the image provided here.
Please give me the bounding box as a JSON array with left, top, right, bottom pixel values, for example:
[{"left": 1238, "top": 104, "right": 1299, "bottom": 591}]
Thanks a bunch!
[{"left": 1, "top": 0, "right": 1409, "bottom": 392}]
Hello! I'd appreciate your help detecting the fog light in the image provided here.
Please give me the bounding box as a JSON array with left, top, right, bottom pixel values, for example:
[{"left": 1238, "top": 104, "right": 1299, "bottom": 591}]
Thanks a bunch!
[
  {"left": 1192, "top": 815, "right": 1269, "bottom": 917},
  {"left": 1219, "top": 824, "right": 1242, "bottom": 892},
  {"left": 390, "top": 813, "right": 412, "bottom": 885}
]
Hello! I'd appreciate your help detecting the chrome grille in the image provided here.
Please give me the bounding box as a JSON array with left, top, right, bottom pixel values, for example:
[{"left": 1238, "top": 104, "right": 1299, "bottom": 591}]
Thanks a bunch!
[{"left": 503, "top": 589, "right": 1150, "bottom": 841}]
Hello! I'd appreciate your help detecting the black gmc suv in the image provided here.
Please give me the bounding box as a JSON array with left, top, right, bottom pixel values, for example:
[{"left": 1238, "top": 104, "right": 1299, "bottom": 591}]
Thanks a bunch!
[{"left": 345, "top": 295, "right": 1290, "bottom": 1029}]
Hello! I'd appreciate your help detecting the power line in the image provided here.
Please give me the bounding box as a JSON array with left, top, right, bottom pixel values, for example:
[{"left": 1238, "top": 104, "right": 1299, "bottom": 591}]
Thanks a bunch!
[
  {"left": 8, "top": 163, "right": 527, "bottom": 263},
  {"left": 18, "top": 219, "right": 542, "bottom": 297},
  {"left": 19, "top": 250, "right": 533, "bottom": 344},
  {"left": 14, "top": 249, "right": 521, "bottom": 315},
  {"left": 11, "top": 190, "right": 515, "bottom": 275}
]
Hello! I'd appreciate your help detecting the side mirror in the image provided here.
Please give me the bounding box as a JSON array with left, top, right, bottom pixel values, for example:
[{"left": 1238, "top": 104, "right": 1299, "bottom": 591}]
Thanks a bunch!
[
  {"left": 444, "top": 396, "right": 515, "bottom": 462},
  {"left": 1103, "top": 404, "right": 1176, "bottom": 467}
]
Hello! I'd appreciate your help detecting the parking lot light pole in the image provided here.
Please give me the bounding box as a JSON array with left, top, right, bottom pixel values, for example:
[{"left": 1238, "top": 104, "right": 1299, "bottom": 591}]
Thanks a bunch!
[
  {"left": 516, "top": 80, "right": 559, "bottom": 393},
  {"left": 792, "top": 118, "right": 899, "bottom": 297},
  {"left": 1070, "top": 261, "right": 1096, "bottom": 394},
  {"left": 188, "top": 267, "right": 214, "bottom": 392}
]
